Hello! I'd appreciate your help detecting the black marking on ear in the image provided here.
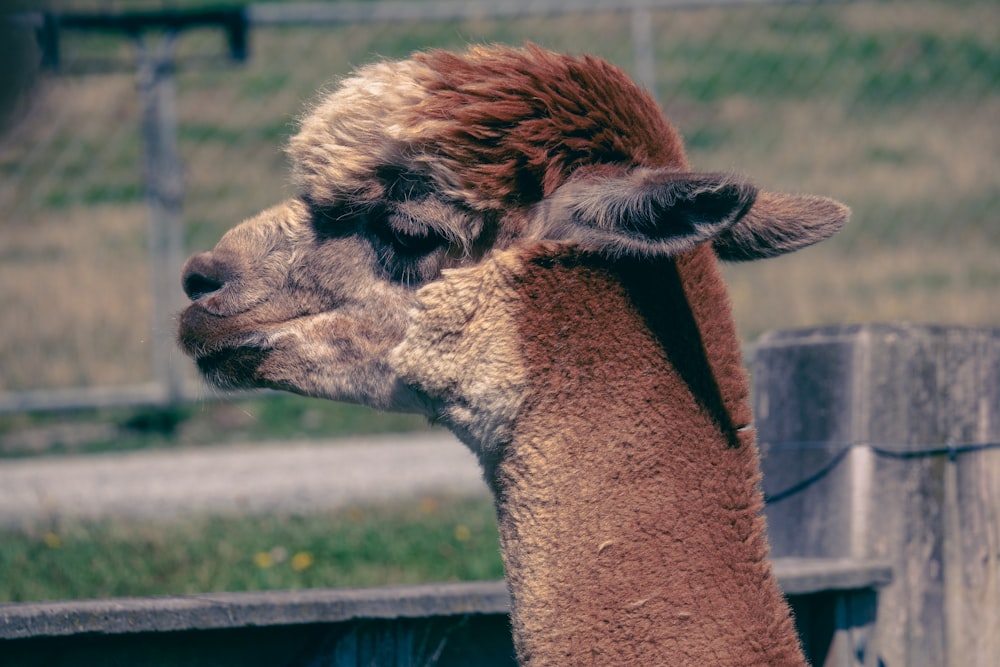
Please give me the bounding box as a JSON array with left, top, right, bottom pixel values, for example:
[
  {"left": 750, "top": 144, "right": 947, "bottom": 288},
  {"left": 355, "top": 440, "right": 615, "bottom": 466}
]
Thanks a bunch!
[
  {"left": 538, "top": 169, "right": 759, "bottom": 258},
  {"left": 626, "top": 175, "right": 757, "bottom": 241}
]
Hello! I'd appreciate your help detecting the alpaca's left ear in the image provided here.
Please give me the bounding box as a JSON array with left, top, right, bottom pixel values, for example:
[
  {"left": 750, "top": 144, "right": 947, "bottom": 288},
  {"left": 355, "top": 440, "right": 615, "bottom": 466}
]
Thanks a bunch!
[{"left": 534, "top": 167, "right": 758, "bottom": 258}]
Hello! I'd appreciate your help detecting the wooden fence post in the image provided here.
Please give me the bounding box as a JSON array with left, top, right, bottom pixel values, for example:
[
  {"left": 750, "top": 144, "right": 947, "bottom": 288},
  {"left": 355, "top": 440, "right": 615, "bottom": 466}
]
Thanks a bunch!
[
  {"left": 136, "top": 34, "right": 187, "bottom": 404},
  {"left": 753, "top": 323, "right": 1000, "bottom": 667}
]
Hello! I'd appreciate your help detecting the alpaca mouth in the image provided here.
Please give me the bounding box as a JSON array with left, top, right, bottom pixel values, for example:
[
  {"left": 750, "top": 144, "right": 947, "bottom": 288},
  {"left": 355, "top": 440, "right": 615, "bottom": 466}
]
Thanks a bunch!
[
  {"left": 178, "top": 303, "right": 273, "bottom": 382},
  {"left": 195, "top": 346, "right": 271, "bottom": 389}
]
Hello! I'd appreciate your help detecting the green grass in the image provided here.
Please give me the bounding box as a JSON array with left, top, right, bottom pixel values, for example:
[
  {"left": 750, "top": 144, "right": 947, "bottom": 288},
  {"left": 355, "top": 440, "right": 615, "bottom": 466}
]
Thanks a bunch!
[
  {"left": 664, "top": 22, "right": 998, "bottom": 107},
  {"left": 0, "top": 496, "right": 503, "bottom": 603}
]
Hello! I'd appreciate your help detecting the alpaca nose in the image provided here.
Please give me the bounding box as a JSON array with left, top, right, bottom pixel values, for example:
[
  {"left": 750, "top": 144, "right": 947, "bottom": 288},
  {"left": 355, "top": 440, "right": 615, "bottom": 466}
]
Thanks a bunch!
[{"left": 182, "top": 252, "right": 226, "bottom": 301}]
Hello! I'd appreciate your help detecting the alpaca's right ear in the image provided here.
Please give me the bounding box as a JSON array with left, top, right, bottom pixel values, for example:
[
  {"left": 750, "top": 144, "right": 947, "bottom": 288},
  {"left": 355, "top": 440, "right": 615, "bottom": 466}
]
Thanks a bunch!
[
  {"left": 532, "top": 167, "right": 757, "bottom": 258},
  {"left": 709, "top": 191, "right": 849, "bottom": 261}
]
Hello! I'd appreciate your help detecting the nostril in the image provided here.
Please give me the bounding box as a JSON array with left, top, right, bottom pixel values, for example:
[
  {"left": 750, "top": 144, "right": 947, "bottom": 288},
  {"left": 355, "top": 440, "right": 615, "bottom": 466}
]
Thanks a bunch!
[{"left": 183, "top": 272, "right": 225, "bottom": 301}]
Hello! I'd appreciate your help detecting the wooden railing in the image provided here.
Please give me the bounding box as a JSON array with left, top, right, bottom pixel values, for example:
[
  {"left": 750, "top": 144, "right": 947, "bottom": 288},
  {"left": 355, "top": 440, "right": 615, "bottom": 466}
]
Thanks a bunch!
[{"left": 0, "top": 560, "right": 891, "bottom": 667}]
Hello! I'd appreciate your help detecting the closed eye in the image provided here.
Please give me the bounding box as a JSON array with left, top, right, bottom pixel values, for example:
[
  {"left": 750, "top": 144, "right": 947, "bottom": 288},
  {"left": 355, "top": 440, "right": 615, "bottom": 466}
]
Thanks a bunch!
[
  {"left": 371, "top": 213, "right": 447, "bottom": 257},
  {"left": 363, "top": 208, "right": 450, "bottom": 286}
]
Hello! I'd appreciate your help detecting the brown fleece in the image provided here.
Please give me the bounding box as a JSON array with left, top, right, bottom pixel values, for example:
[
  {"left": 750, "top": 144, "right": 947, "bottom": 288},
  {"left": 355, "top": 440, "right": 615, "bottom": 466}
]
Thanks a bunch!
[
  {"left": 493, "top": 243, "right": 803, "bottom": 666},
  {"left": 413, "top": 45, "right": 687, "bottom": 209}
]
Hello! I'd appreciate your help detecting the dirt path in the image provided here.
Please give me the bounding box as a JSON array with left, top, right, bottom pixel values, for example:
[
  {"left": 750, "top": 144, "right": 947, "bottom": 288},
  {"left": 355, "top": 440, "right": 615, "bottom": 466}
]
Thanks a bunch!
[{"left": 0, "top": 432, "right": 488, "bottom": 526}]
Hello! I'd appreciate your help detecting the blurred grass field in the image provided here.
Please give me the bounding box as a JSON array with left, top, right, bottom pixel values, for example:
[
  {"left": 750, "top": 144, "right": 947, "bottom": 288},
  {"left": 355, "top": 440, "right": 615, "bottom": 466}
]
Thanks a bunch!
[
  {"left": 1, "top": 0, "right": 997, "bottom": 397},
  {"left": 1, "top": 0, "right": 998, "bottom": 447}
]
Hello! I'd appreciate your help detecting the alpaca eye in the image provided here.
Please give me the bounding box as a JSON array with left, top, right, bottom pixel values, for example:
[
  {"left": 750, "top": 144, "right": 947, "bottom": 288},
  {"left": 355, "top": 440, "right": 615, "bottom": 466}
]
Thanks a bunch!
[
  {"left": 366, "top": 210, "right": 449, "bottom": 285},
  {"left": 371, "top": 213, "right": 445, "bottom": 258}
]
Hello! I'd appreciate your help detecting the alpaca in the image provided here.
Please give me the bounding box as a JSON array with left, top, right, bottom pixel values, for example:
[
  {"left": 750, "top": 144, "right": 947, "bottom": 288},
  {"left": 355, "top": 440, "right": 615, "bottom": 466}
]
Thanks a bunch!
[{"left": 178, "top": 45, "right": 847, "bottom": 665}]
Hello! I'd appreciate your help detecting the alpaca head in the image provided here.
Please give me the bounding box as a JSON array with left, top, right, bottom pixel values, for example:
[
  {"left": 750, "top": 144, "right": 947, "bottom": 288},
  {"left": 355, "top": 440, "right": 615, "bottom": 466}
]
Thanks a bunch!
[{"left": 178, "top": 45, "right": 847, "bottom": 414}]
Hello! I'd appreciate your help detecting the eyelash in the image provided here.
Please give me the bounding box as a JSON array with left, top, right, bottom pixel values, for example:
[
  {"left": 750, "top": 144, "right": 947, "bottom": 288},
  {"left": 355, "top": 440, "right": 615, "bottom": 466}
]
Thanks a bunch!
[
  {"left": 361, "top": 210, "right": 446, "bottom": 286},
  {"left": 313, "top": 202, "right": 448, "bottom": 285},
  {"left": 371, "top": 214, "right": 445, "bottom": 258}
]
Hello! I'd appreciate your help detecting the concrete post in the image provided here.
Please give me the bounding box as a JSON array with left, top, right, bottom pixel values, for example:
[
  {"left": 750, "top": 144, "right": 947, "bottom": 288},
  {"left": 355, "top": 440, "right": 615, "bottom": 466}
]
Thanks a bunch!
[{"left": 753, "top": 323, "right": 1000, "bottom": 667}]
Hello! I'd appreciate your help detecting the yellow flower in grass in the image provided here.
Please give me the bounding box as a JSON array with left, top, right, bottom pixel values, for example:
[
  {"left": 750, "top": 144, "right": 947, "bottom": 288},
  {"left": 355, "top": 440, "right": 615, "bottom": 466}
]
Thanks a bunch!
[
  {"left": 254, "top": 546, "right": 287, "bottom": 568},
  {"left": 43, "top": 532, "right": 62, "bottom": 549},
  {"left": 453, "top": 524, "right": 471, "bottom": 542},
  {"left": 291, "top": 551, "right": 314, "bottom": 571}
]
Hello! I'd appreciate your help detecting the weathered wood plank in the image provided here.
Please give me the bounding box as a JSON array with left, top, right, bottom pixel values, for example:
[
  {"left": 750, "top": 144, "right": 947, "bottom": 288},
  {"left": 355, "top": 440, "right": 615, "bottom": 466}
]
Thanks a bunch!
[
  {"left": 0, "top": 581, "right": 511, "bottom": 640},
  {"left": 755, "top": 323, "right": 1000, "bottom": 667},
  {"left": 0, "top": 557, "right": 889, "bottom": 639}
]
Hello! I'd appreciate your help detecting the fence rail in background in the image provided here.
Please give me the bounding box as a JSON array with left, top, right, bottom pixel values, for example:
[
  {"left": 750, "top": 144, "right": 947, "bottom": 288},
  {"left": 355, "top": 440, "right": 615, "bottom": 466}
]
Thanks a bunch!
[{"left": 4, "top": 6, "right": 250, "bottom": 413}]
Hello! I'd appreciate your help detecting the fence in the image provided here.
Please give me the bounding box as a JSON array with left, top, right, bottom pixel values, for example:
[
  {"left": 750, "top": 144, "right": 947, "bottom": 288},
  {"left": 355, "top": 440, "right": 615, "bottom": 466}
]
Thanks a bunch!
[
  {"left": 756, "top": 323, "right": 1000, "bottom": 666},
  {"left": 0, "top": 562, "right": 894, "bottom": 666},
  {"left": 0, "top": 0, "right": 998, "bottom": 415}
]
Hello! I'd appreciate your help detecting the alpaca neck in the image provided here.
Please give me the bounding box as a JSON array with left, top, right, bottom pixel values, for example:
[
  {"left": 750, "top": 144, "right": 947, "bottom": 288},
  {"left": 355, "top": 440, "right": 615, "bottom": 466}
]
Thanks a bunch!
[
  {"left": 393, "top": 244, "right": 804, "bottom": 666},
  {"left": 488, "top": 246, "right": 804, "bottom": 666}
]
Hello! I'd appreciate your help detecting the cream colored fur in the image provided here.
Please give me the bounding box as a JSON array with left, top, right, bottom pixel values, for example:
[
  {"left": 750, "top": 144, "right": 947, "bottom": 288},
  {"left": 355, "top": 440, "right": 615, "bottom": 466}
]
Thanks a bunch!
[{"left": 391, "top": 248, "right": 532, "bottom": 473}]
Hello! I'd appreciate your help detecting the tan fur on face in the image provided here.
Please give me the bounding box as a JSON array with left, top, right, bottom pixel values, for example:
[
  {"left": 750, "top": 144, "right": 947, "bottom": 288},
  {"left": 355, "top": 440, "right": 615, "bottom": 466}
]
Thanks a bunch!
[
  {"left": 179, "top": 40, "right": 844, "bottom": 461},
  {"left": 179, "top": 199, "right": 429, "bottom": 411},
  {"left": 289, "top": 58, "right": 437, "bottom": 207},
  {"left": 391, "top": 249, "right": 531, "bottom": 473}
]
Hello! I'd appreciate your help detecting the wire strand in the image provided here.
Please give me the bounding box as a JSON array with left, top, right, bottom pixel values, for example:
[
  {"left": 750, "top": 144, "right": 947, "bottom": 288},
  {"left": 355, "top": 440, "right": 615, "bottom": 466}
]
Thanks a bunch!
[{"left": 761, "top": 440, "right": 1000, "bottom": 505}]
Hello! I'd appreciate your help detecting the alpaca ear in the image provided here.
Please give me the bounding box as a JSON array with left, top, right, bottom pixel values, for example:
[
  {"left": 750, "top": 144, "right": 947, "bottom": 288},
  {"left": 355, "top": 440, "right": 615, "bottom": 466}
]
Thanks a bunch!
[
  {"left": 710, "top": 191, "right": 850, "bottom": 261},
  {"left": 534, "top": 168, "right": 758, "bottom": 258}
]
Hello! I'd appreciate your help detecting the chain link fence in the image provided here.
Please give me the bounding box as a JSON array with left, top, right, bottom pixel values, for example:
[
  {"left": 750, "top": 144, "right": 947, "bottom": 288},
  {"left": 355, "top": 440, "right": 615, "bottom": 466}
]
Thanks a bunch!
[{"left": 1, "top": 0, "right": 998, "bottom": 407}]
